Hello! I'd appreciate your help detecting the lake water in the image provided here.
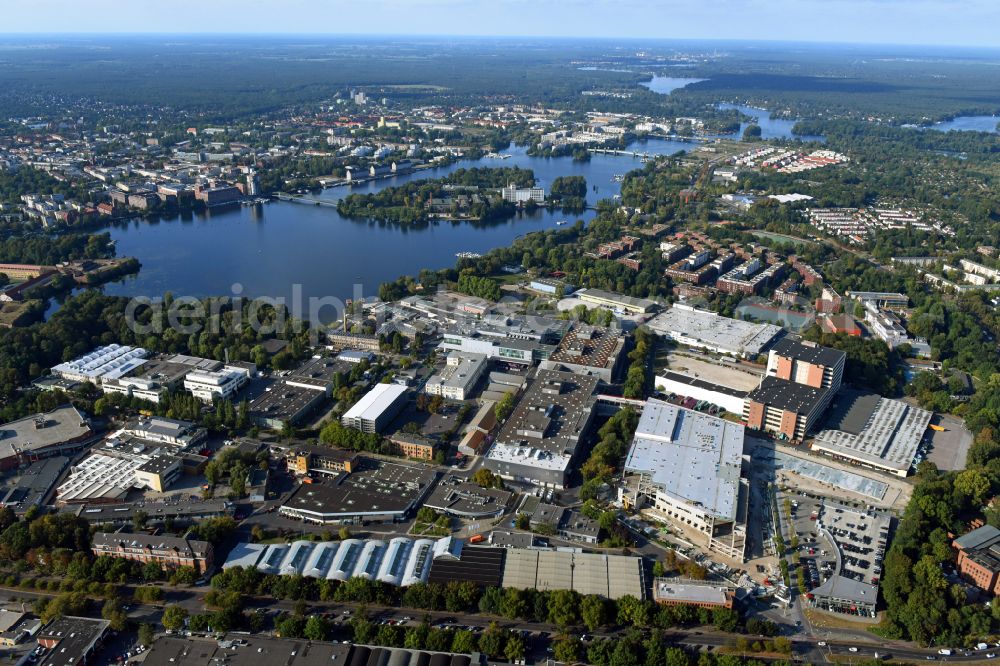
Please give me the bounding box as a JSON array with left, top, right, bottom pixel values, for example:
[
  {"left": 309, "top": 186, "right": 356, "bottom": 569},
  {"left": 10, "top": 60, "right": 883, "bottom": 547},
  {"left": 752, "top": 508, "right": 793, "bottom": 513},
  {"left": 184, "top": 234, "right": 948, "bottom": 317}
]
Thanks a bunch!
[
  {"left": 99, "top": 141, "right": 694, "bottom": 314},
  {"left": 640, "top": 76, "right": 706, "bottom": 94},
  {"left": 923, "top": 115, "right": 999, "bottom": 134},
  {"left": 639, "top": 77, "right": 825, "bottom": 142},
  {"left": 716, "top": 103, "right": 825, "bottom": 142}
]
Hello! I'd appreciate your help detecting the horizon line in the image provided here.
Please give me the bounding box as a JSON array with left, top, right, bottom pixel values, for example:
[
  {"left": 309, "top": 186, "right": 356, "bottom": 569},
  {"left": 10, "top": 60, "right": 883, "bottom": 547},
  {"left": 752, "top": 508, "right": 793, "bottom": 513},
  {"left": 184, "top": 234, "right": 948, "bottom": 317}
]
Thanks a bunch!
[{"left": 0, "top": 32, "right": 998, "bottom": 52}]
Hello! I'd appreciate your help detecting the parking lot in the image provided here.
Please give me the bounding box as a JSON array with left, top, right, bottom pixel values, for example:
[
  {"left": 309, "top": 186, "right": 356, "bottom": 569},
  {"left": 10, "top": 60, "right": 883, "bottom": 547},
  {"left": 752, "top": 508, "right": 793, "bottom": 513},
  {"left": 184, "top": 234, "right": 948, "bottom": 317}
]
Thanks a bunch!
[{"left": 818, "top": 502, "right": 889, "bottom": 589}]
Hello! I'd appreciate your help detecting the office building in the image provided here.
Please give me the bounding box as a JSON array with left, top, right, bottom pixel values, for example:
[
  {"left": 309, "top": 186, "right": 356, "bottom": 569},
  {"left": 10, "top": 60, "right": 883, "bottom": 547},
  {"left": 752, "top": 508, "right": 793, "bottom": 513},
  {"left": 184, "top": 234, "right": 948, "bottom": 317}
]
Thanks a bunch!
[
  {"left": 500, "top": 183, "right": 545, "bottom": 204},
  {"left": 425, "top": 353, "right": 488, "bottom": 401},
  {"left": 341, "top": 384, "right": 409, "bottom": 434},
  {"left": 765, "top": 337, "right": 845, "bottom": 392},
  {"left": 653, "top": 578, "right": 736, "bottom": 609},
  {"left": 183, "top": 365, "right": 251, "bottom": 402},
  {"left": 484, "top": 369, "right": 599, "bottom": 488},
  {"left": 743, "top": 376, "right": 830, "bottom": 442},
  {"left": 91, "top": 532, "right": 214, "bottom": 573},
  {"left": 621, "top": 399, "right": 748, "bottom": 560},
  {"left": 277, "top": 442, "right": 359, "bottom": 477},
  {"left": 575, "top": 288, "right": 657, "bottom": 314}
]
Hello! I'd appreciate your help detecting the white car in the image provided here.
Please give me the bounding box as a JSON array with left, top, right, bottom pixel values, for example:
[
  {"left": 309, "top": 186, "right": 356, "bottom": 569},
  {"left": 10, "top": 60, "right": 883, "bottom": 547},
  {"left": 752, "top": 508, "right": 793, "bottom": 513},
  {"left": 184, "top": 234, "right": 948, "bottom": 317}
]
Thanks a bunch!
[
  {"left": 817, "top": 642, "right": 827, "bottom": 647},
  {"left": 849, "top": 647, "right": 859, "bottom": 653}
]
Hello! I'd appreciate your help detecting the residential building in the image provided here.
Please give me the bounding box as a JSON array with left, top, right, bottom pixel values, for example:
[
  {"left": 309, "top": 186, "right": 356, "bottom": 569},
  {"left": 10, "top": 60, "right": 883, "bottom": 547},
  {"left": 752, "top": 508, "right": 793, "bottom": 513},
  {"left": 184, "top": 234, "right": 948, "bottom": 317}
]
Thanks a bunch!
[
  {"left": 91, "top": 532, "right": 214, "bottom": 573},
  {"left": 765, "top": 337, "right": 845, "bottom": 392},
  {"left": 954, "top": 525, "right": 1000, "bottom": 595},
  {"left": 386, "top": 432, "right": 437, "bottom": 460}
]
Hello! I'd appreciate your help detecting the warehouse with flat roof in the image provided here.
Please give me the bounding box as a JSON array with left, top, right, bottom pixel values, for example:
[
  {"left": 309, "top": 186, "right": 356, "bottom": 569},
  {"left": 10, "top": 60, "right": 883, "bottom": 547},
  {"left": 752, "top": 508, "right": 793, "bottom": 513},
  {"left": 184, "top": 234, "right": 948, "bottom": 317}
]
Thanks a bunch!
[
  {"left": 279, "top": 459, "right": 438, "bottom": 524},
  {"left": 501, "top": 549, "right": 646, "bottom": 599},
  {"left": 810, "top": 389, "right": 932, "bottom": 477},
  {"left": 646, "top": 304, "right": 783, "bottom": 358},
  {"left": 342, "top": 384, "right": 410, "bottom": 434}
]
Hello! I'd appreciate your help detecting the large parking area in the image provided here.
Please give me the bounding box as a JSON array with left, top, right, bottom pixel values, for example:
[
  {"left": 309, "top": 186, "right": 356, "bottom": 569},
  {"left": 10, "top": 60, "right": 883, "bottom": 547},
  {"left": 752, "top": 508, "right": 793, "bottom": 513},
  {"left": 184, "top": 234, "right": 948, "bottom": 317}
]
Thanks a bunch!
[{"left": 818, "top": 502, "right": 889, "bottom": 588}]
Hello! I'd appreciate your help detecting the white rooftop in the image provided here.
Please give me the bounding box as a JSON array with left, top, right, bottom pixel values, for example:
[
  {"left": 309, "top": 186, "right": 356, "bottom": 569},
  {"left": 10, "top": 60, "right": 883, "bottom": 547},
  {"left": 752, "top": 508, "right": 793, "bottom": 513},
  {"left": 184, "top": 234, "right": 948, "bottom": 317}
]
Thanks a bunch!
[
  {"left": 342, "top": 383, "right": 409, "bottom": 422},
  {"left": 51, "top": 344, "right": 149, "bottom": 382},
  {"left": 646, "top": 304, "right": 782, "bottom": 356},
  {"left": 624, "top": 399, "right": 745, "bottom": 521},
  {"left": 812, "top": 397, "right": 932, "bottom": 473}
]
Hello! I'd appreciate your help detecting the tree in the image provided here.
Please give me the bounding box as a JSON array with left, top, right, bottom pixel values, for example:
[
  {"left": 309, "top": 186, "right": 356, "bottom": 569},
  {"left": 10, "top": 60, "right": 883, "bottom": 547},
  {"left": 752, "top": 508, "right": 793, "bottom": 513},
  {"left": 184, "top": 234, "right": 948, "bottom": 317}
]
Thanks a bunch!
[
  {"left": 472, "top": 468, "right": 503, "bottom": 490},
  {"left": 304, "top": 615, "right": 329, "bottom": 641},
  {"left": 553, "top": 637, "right": 581, "bottom": 664},
  {"left": 494, "top": 392, "right": 515, "bottom": 422},
  {"left": 451, "top": 629, "right": 478, "bottom": 654},
  {"left": 478, "top": 624, "right": 506, "bottom": 659},
  {"left": 580, "top": 594, "right": 607, "bottom": 631},
  {"left": 505, "top": 634, "right": 526, "bottom": 662},
  {"left": 138, "top": 623, "right": 154, "bottom": 647},
  {"left": 547, "top": 589, "right": 579, "bottom": 628},
  {"left": 162, "top": 605, "right": 189, "bottom": 631}
]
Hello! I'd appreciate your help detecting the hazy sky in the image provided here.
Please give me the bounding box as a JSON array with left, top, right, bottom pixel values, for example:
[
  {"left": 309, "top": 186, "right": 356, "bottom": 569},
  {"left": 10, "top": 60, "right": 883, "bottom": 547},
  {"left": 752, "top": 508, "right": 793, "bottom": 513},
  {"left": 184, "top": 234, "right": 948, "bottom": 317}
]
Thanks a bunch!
[{"left": 2, "top": 0, "right": 998, "bottom": 48}]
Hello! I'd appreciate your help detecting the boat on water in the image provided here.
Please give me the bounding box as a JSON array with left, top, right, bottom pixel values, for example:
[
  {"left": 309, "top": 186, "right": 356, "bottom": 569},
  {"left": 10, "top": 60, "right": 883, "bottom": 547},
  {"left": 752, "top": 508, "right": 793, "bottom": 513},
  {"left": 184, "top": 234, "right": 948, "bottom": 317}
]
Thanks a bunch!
[
  {"left": 611, "top": 174, "right": 625, "bottom": 183},
  {"left": 456, "top": 251, "right": 482, "bottom": 259},
  {"left": 555, "top": 220, "right": 568, "bottom": 226}
]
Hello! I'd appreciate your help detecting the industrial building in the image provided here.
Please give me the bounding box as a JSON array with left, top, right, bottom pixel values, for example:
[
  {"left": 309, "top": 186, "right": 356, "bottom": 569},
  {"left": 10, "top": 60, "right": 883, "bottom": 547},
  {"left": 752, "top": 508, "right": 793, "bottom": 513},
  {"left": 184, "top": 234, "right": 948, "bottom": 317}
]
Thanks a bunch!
[
  {"left": 36, "top": 616, "right": 110, "bottom": 666},
  {"left": 621, "top": 399, "right": 748, "bottom": 561},
  {"left": 100, "top": 355, "right": 197, "bottom": 403},
  {"left": 341, "top": 384, "right": 410, "bottom": 434},
  {"left": 92, "top": 532, "right": 214, "bottom": 573},
  {"left": 277, "top": 442, "right": 359, "bottom": 477},
  {"left": 540, "top": 324, "right": 626, "bottom": 383},
  {"left": 484, "top": 369, "right": 599, "bottom": 488},
  {"left": 811, "top": 390, "right": 933, "bottom": 477},
  {"left": 249, "top": 380, "right": 327, "bottom": 430},
  {"left": 424, "top": 353, "right": 488, "bottom": 401},
  {"left": 279, "top": 459, "right": 438, "bottom": 524},
  {"left": 50, "top": 344, "right": 149, "bottom": 384},
  {"left": 0, "top": 405, "right": 94, "bottom": 470},
  {"left": 500, "top": 548, "right": 646, "bottom": 599},
  {"left": 743, "top": 376, "right": 830, "bottom": 442},
  {"left": 224, "top": 534, "right": 647, "bottom": 600},
  {"left": 646, "top": 304, "right": 783, "bottom": 358},
  {"left": 0, "top": 456, "right": 70, "bottom": 512},
  {"left": 439, "top": 315, "right": 568, "bottom": 367},
  {"left": 224, "top": 535, "right": 463, "bottom": 587},
  {"left": 64, "top": 498, "right": 232, "bottom": 526}
]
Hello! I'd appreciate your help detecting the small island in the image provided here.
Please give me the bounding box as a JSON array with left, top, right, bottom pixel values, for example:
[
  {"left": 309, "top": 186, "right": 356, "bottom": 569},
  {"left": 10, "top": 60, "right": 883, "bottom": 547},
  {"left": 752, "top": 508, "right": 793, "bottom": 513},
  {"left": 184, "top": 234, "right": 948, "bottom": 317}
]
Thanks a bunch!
[{"left": 337, "top": 167, "right": 587, "bottom": 226}]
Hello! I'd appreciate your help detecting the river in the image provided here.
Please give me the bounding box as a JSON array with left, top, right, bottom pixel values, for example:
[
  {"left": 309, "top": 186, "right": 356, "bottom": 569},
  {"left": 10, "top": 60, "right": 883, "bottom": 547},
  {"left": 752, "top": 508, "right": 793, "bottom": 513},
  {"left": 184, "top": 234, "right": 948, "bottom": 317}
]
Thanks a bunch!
[{"left": 98, "top": 141, "right": 695, "bottom": 314}]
